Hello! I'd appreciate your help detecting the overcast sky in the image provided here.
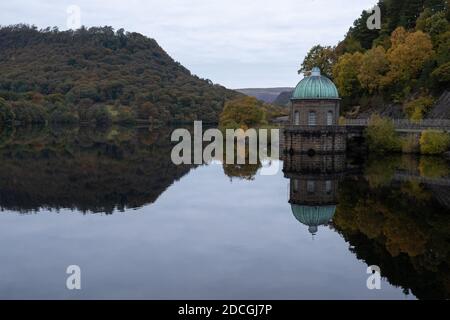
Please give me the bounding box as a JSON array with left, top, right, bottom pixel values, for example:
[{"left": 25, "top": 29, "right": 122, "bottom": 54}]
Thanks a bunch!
[{"left": 0, "top": 0, "right": 376, "bottom": 88}]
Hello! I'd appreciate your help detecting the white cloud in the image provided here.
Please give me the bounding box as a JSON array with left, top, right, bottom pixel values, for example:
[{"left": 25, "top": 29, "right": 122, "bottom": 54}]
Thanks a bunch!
[{"left": 0, "top": 0, "right": 376, "bottom": 88}]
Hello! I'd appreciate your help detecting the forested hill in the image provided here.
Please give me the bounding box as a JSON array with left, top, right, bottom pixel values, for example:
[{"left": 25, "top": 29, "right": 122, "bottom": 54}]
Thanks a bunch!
[
  {"left": 0, "top": 25, "right": 240, "bottom": 125},
  {"left": 300, "top": 0, "right": 450, "bottom": 120}
]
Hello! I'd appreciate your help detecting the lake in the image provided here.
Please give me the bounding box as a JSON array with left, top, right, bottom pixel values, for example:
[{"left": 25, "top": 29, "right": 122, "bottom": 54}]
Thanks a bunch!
[{"left": 0, "top": 125, "right": 449, "bottom": 300}]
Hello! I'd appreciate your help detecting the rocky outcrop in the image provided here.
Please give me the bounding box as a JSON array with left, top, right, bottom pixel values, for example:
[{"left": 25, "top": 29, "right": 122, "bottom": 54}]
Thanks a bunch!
[
  {"left": 427, "top": 91, "right": 450, "bottom": 119},
  {"left": 355, "top": 104, "right": 405, "bottom": 119}
]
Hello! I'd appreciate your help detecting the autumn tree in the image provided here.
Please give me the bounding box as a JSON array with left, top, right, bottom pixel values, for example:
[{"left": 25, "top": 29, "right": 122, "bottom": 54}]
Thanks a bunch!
[
  {"left": 332, "top": 52, "right": 364, "bottom": 98},
  {"left": 219, "top": 96, "right": 266, "bottom": 129},
  {"left": 358, "top": 46, "right": 390, "bottom": 94},
  {"left": 299, "top": 45, "right": 336, "bottom": 78},
  {"left": 384, "top": 28, "right": 434, "bottom": 86}
]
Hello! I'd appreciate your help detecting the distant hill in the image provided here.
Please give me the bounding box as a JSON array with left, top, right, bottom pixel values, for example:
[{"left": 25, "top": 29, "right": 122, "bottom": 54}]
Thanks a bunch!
[
  {"left": 0, "top": 25, "right": 241, "bottom": 125},
  {"left": 235, "top": 87, "right": 294, "bottom": 103},
  {"left": 273, "top": 90, "right": 294, "bottom": 106}
]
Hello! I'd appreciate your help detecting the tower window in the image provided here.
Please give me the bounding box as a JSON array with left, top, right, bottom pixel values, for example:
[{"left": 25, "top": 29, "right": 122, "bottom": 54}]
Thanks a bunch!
[
  {"left": 308, "top": 111, "right": 316, "bottom": 126},
  {"left": 325, "top": 180, "right": 332, "bottom": 194},
  {"left": 294, "top": 111, "right": 300, "bottom": 125},
  {"left": 327, "top": 111, "right": 333, "bottom": 126},
  {"left": 293, "top": 179, "right": 299, "bottom": 193},
  {"left": 307, "top": 181, "right": 315, "bottom": 193}
]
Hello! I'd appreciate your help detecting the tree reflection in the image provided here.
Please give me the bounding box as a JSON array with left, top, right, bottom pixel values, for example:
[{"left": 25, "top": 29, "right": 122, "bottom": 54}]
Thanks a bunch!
[
  {"left": 0, "top": 125, "right": 194, "bottom": 214},
  {"left": 282, "top": 152, "right": 450, "bottom": 299},
  {"left": 333, "top": 155, "right": 450, "bottom": 299}
]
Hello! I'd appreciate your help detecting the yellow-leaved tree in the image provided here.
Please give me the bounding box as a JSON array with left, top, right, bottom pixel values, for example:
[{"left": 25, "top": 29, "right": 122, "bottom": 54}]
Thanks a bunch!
[
  {"left": 332, "top": 52, "right": 364, "bottom": 98},
  {"left": 384, "top": 28, "right": 434, "bottom": 86},
  {"left": 358, "top": 46, "right": 390, "bottom": 94}
]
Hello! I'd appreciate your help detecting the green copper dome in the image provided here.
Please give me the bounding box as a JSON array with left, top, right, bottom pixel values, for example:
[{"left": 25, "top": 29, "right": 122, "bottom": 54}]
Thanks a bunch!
[
  {"left": 291, "top": 67, "right": 339, "bottom": 100},
  {"left": 291, "top": 204, "right": 336, "bottom": 235}
]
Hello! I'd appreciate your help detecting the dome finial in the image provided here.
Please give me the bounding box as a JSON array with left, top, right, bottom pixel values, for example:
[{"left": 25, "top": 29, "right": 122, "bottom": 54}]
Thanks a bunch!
[
  {"left": 308, "top": 225, "right": 318, "bottom": 235},
  {"left": 311, "top": 67, "right": 321, "bottom": 76}
]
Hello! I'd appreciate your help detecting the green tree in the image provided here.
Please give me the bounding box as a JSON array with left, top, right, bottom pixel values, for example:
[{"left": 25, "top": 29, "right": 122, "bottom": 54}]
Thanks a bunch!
[
  {"left": 416, "top": 10, "right": 449, "bottom": 42},
  {"left": 299, "top": 45, "right": 336, "bottom": 78},
  {"left": 431, "top": 61, "right": 450, "bottom": 86},
  {"left": 435, "top": 31, "right": 450, "bottom": 65},
  {"left": 346, "top": 8, "right": 382, "bottom": 50}
]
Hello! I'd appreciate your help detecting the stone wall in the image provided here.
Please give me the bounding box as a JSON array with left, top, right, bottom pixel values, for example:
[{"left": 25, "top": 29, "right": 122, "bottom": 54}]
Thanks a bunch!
[
  {"left": 282, "top": 153, "right": 345, "bottom": 206},
  {"left": 288, "top": 178, "right": 338, "bottom": 206},
  {"left": 290, "top": 99, "right": 340, "bottom": 126},
  {"left": 428, "top": 90, "right": 450, "bottom": 119},
  {"left": 282, "top": 153, "right": 346, "bottom": 174},
  {"left": 283, "top": 127, "right": 347, "bottom": 154}
]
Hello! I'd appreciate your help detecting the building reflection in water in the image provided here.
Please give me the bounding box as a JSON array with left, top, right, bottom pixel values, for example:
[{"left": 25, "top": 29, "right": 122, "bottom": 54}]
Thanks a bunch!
[{"left": 283, "top": 153, "right": 346, "bottom": 237}]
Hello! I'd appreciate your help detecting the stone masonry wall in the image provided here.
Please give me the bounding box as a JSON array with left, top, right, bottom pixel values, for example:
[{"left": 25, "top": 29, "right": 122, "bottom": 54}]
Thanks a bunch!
[{"left": 283, "top": 128, "right": 347, "bottom": 154}]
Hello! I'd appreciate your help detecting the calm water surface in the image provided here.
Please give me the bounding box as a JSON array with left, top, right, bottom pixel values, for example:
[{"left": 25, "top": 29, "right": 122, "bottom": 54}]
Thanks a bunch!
[{"left": 0, "top": 126, "right": 449, "bottom": 299}]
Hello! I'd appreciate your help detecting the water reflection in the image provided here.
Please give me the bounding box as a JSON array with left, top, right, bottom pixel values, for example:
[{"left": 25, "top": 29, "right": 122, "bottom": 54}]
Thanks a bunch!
[
  {"left": 0, "top": 125, "right": 194, "bottom": 213},
  {"left": 282, "top": 154, "right": 346, "bottom": 236},
  {"left": 335, "top": 157, "right": 450, "bottom": 300},
  {"left": 0, "top": 126, "right": 449, "bottom": 299},
  {"left": 281, "top": 152, "right": 450, "bottom": 299}
]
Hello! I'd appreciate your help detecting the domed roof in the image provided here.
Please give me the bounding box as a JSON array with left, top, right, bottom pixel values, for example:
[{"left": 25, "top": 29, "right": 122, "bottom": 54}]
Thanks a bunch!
[
  {"left": 291, "top": 67, "right": 339, "bottom": 100},
  {"left": 291, "top": 204, "right": 336, "bottom": 235}
]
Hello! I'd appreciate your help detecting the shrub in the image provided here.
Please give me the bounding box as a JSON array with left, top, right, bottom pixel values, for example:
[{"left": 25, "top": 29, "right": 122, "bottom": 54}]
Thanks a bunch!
[
  {"left": 420, "top": 130, "right": 450, "bottom": 154},
  {"left": 365, "top": 114, "right": 401, "bottom": 153}
]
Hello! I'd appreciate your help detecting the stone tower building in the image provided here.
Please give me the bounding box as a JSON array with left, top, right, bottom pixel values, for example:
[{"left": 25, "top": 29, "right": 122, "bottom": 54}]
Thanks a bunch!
[{"left": 283, "top": 67, "right": 346, "bottom": 154}]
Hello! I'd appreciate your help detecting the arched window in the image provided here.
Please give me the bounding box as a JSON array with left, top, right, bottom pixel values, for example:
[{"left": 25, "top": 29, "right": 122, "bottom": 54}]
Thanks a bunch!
[
  {"left": 308, "top": 111, "right": 316, "bottom": 126},
  {"left": 327, "top": 111, "right": 333, "bottom": 126},
  {"left": 294, "top": 111, "right": 300, "bottom": 125}
]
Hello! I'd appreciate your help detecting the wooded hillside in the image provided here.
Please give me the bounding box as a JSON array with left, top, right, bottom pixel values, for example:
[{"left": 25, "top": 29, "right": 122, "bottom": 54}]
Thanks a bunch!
[
  {"left": 0, "top": 25, "right": 240, "bottom": 125},
  {"left": 300, "top": 0, "right": 450, "bottom": 119}
]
